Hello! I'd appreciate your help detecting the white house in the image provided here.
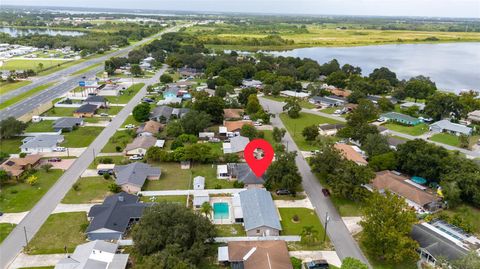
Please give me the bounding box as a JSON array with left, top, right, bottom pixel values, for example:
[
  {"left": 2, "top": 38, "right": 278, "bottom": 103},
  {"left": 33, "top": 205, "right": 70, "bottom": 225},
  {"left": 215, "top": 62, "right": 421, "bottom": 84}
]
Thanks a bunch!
[
  {"left": 20, "top": 135, "right": 64, "bottom": 153},
  {"left": 429, "top": 120, "right": 472, "bottom": 136}
]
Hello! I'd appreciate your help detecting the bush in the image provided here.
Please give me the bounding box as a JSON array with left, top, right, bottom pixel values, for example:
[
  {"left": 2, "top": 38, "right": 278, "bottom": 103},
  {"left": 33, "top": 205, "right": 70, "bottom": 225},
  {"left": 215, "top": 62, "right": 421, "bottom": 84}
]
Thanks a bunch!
[
  {"left": 108, "top": 183, "right": 121, "bottom": 193},
  {"left": 103, "top": 173, "right": 111, "bottom": 180},
  {"left": 98, "top": 157, "right": 113, "bottom": 164},
  {"left": 292, "top": 214, "right": 300, "bottom": 222},
  {"left": 19, "top": 152, "right": 27, "bottom": 158},
  {"left": 72, "top": 182, "right": 80, "bottom": 191},
  {"left": 233, "top": 180, "right": 244, "bottom": 188},
  {"left": 41, "top": 163, "right": 53, "bottom": 173},
  {"left": 115, "top": 146, "right": 122, "bottom": 152},
  {"left": 291, "top": 257, "right": 303, "bottom": 269}
]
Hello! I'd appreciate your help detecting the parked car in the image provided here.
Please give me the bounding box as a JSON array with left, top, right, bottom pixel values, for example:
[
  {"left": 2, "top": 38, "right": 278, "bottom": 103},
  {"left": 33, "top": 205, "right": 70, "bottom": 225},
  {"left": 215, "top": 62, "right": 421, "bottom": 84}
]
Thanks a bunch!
[
  {"left": 276, "top": 189, "right": 291, "bottom": 195},
  {"left": 209, "top": 138, "right": 221, "bottom": 143},
  {"left": 322, "top": 188, "right": 331, "bottom": 197},
  {"left": 254, "top": 121, "right": 262, "bottom": 126},
  {"left": 48, "top": 158, "right": 62, "bottom": 162},
  {"left": 53, "top": 147, "right": 66, "bottom": 152},
  {"left": 97, "top": 169, "right": 114, "bottom": 175},
  {"left": 129, "top": 155, "right": 143, "bottom": 160},
  {"left": 88, "top": 93, "right": 97, "bottom": 96},
  {"left": 304, "top": 260, "right": 329, "bottom": 269},
  {"left": 100, "top": 113, "right": 109, "bottom": 117},
  {"left": 125, "top": 124, "right": 136, "bottom": 129},
  {"left": 142, "top": 97, "right": 154, "bottom": 103},
  {"left": 243, "top": 115, "right": 251, "bottom": 120}
]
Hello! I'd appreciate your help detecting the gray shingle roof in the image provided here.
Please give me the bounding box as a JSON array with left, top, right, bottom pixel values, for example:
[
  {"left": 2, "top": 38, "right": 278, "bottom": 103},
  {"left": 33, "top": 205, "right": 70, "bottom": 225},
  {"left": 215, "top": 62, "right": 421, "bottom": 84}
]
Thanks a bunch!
[
  {"left": 75, "top": 104, "right": 98, "bottom": 113},
  {"left": 53, "top": 117, "right": 83, "bottom": 129},
  {"left": 151, "top": 105, "right": 173, "bottom": 119},
  {"left": 85, "top": 95, "right": 106, "bottom": 103},
  {"left": 55, "top": 240, "right": 128, "bottom": 269},
  {"left": 114, "top": 162, "right": 161, "bottom": 187},
  {"left": 239, "top": 189, "right": 281, "bottom": 231},
  {"left": 225, "top": 136, "right": 250, "bottom": 154},
  {"left": 229, "top": 163, "right": 264, "bottom": 185},
  {"left": 87, "top": 192, "right": 149, "bottom": 234},
  {"left": 430, "top": 120, "right": 472, "bottom": 135},
  {"left": 21, "top": 135, "right": 64, "bottom": 149}
]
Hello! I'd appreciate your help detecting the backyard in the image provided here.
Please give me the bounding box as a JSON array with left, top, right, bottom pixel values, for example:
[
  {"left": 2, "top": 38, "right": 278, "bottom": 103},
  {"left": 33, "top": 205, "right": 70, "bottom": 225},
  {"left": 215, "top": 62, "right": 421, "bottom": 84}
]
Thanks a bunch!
[
  {"left": 215, "top": 224, "right": 246, "bottom": 237},
  {"left": 140, "top": 195, "right": 188, "bottom": 205},
  {"left": 26, "top": 212, "right": 88, "bottom": 255},
  {"left": 42, "top": 107, "right": 77, "bottom": 117},
  {"left": 62, "top": 177, "right": 112, "bottom": 204},
  {"left": 25, "top": 120, "right": 55, "bottom": 132},
  {"left": 62, "top": 126, "right": 104, "bottom": 147},
  {"left": 382, "top": 122, "right": 429, "bottom": 136}
]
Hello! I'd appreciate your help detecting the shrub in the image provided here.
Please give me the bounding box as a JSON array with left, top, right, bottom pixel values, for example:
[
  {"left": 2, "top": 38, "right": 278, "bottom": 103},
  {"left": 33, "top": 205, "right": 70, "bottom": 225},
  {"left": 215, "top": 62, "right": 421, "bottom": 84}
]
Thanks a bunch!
[
  {"left": 233, "top": 180, "right": 244, "bottom": 188},
  {"left": 99, "top": 157, "right": 113, "bottom": 164},
  {"left": 41, "top": 163, "right": 53, "bottom": 173},
  {"left": 19, "top": 152, "right": 27, "bottom": 158},
  {"left": 292, "top": 214, "right": 300, "bottom": 222},
  {"left": 27, "top": 175, "right": 38, "bottom": 186},
  {"left": 103, "top": 173, "right": 111, "bottom": 180},
  {"left": 115, "top": 146, "right": 122, "bottom": 152},
  {"left": 72, "top": 183, "right": 80, "bottom": 191},
  {"left": 108, "top": 183, "right": 121, "bottom": 193}
]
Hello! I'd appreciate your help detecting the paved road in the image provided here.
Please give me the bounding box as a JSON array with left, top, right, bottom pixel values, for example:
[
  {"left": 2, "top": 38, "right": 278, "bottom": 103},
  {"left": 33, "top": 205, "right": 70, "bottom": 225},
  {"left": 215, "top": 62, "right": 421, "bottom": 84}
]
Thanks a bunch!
[
  {"left": 260, "top": 97, "right": 372, "bottom": 266},
  {"left": 0, "top": 66, "right": 167, "bottom": 269},
  {"left": 0, "top": 25, "right": 183, "bottom": 121}
]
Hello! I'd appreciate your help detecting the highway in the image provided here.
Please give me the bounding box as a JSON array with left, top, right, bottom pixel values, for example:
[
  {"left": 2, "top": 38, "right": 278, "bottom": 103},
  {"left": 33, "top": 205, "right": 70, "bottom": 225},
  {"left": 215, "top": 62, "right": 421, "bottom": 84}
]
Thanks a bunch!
[
  {"left": 0, "top": 66, "right": 167, "bottom": 269},
  {"left": 260, "top": 97, "right": 372, "bottom": 266},
  {"left": 0, "top": 24, "right": 184, "bottom": 121}
]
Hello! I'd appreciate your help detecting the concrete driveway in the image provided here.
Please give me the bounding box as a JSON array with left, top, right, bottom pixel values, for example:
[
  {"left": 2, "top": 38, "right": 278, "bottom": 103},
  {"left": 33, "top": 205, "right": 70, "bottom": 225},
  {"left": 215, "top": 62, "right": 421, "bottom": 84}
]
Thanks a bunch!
[
  {"left": 290, "top": 251, "right": 342, "bottom": 267},
  {"left": 39, "top": 158, "right": 76, "bottom": 170},
  {"left": 274, "top": 198, "right": 314, "bottom": 209},
  {"left": 0, "top": 212, "right": 29, "bottom": 224},
  {"left": 9, "top": 253, "right": 64, "bottom": 269},
  {"left": 81, "top": 169, "right": 100, "bottom": 177},
  {"left": 40, "top": 148, "right": 86, "bottom": 157}
]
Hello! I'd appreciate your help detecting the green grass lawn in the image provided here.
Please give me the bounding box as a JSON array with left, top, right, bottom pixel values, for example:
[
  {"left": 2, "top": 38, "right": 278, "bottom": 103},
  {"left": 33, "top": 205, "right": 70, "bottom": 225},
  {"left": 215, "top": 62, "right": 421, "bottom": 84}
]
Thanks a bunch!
[
  {"left": 89, "top": 156, "right": 130, "bottom": 169},
  {"left": 0, "top": 170, "right": 63, "bottom": 213},
  {"left": 101, "top": 130, "right": 135, "bottom": 153},
  {"left": 62, "top": 126, "right": 104, "bottom": 147},
  {"left": 382, "top": 123, "right": 429, "bottom": 136},
  {"left": 215, "top": 224, "right": 246, "bottom": 237},
  {"left": 0, "top": 136, "right": 23, "bottom": 154},
  {"left": 27, "top": 212, "right": 88, "bottom": 254},
  {"left": 62, "top": 177, "right": 112, "bottom": 204},
  {"left": 330, "top": 196, "right": 365, "bottom": 216},
  {"left": 279, "top": 208, "right": 330, "bottom": 250},
  {"left": 0, "top": 223, "right": 16, "bottom": 243},
  {"left": 0, "top": 59, "right": 68, "bottom": 71},
  {"left": 42, "top": 107, "right": 77, "bottom": 117},
  {"left": 280, "top": 112, "right": 342, "bottom": 151},
  {"left": 70, "top": 62, "right": 103, "bottom": 76},
  {"left": 140, "top": 195, "right": 188, "bottom": 205},
  {"left": 98, "top": 106, "right": 123, "bottom": 115},
  {"left": 262, "top": 95, "right": 316, "bottom": 109},
  {"left": 0, "top": 82, "right": 56, "bottom": 110},
  {"left": 0, "top": 80, "right": 32, "bottom": 95},
  {"left": 25, "top": 120, "right": 55, "bottom": 132},
  {"left": 122, "top": 115, "right": 141, "bottom": 127},
  {"left": 104, "top": 83, "right": 145, "bottom": 104},
  {"left": 429, "top": 133, "right": 461, "bottom": 147},
  {"left": 272, "top": 193, "right": 307, "bottom": 200},
  {"left": 320, "top": 107, "right": 339, "bottom": 114}
]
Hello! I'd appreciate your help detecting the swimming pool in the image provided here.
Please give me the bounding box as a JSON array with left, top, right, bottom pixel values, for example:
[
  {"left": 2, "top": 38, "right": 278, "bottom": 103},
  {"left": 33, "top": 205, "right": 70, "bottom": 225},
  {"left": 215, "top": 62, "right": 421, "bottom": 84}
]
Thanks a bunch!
[{"left": 213, "top": 202, "right": 229, "bottom": 220}]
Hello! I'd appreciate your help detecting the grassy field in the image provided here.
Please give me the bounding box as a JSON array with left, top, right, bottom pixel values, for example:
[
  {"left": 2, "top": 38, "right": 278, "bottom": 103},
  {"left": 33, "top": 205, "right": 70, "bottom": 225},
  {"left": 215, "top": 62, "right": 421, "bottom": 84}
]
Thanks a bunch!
[
  {"left": 279, "top": 112, "right": 342, "bottom": 151},
  {"left": 0, "top": 170, "right": 63, "bottom": 213},
  {"left": 0, "top": 80, "right": 32, "bottom": 95},
  {"left": 27, "top": 212, "right": 88, "bottom": 254},
  {"left": 262, "top": 95, "right": 316, "bottom": 109},
  {"left": 0, "top": 82, "right": 56, "bottom": 110},
  {"left": 215, "top": 224, "right": 246, "bottom": 237},
  {"left": 70, "top": 62, "right": 103, "bottom": 76},
  {"left": 62, "top": 126, "right": 104, "bottom": 147},
  {"left": 0, "top": 59, "right": 69, "bottom": 72},
  {"left": 104, "top": 83, "right": 145, "bottom": 104},
  {"left": 187, "top": 23, "right": 480, "bottom": 50},
  {"left": 101, "top": 130, "right": 135, "bottom": 153},
  {"left": 429, "top": 133, "right": 461, "bottom": 147},
  {"left": 0, "top": 223, "right": 16, "bottom": 243},
  {"left": 0, "top": 136, "right": 23, "bottom": 154},
  {"left": 330, "top": 196, "right": 365, "bottom": 216},
  {"left": 62, "top": 177, "right": 112, "bottom": 204},
  {"left": 25, "top": 120, "right": 55, "bottom": 132},
  {"left": 42, "top": 107, "right": 77, "bottom": 116},
  {"left": 122, "top": 115, "right": 141, "bottom": 127},
  {"left": 382, "top": 122, "right": 429, "bottom": 136}
]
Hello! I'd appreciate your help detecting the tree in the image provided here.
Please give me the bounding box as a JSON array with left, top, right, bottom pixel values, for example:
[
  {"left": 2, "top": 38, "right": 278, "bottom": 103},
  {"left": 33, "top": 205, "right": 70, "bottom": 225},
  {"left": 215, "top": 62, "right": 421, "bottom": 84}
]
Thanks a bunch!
[
  {"left": 325, "top": 71, "right": 347, "bottom": 88},
  {"left": 27, "top": 175, "right": 38, "bottom": 186},
  {"left": 451, "top": 251, "right": 480, "bottom": 269},
  {"left": 41, "top": 163, "right": 53, "bottom": 173},
  {"left": 300, "top": 226, "right": 319, "bottom": 245},
  {"left": 341, "top": 258, "right": 368, "bottom": 269},
  {"left": 181, "top": 111, "right": 211, "bottom": 135},
  {"left": 283, "top": 98, "right": 301, "bottom": 118},
  {"left": 132, "top": 203, "right": 216, "bottom": 267},
  {"left": 302, "top": 125, "right": 319, "bottom": 142},
  {"left": 369, "top": 67, "right": 398, "bottom": 86},
  {"left": 200, "top": 202, "right": 212, "bottom": 218},
  {"left": 193, "top": 95, "right": 225, "bottom": 124},
  {"left": 238, "top": 87, "right": 257, "bottom": 105},
  {"left": 338, "top": 99, "right": 379, "bottom": 143},
  {"left": 424, "top": 92, "right": 462, "bottom": 121},
  {"left": 130, "top": 64, "right": 143, "bottom": 77},
  {"left": 240, "top": 124, "right": 259, "bottom": 140},
  {"left": 405, "top": 76, "right": 437, "bottom": 102},
  {"left": 108, "top": 183, "right": 121, "bottom": 193},
  {"left": 459, "top": 134, "right": 470, "bottom": 149},
  {"left": 272, "top": 127, "right": 286, "bottom": 143},
  {"left": 360, "top": 191, "right": 418, "bottom": 263},
  {"left": 327, "top": 161, "right": 374, "bottom": 201},
  {"left": 0, "top": 117, "right": 27, "bottom": 139},
  {"left": 368, "top": 152, "right": 398, "bottom": 171},
  {"left": 362, "top": 133, "right": 391, "bottom": 157},
  {"left": 37, "top": 62, "right": 44, "bottom": 70},
  {"left": 132, "top": 103, "right": 151, "bottom": 122},
  {"left": 246, "top": 94, "right": 261, "bottom": 115},
  {"left": 160, "top": 74, "right": 173, "bottom": 84},
  {"left": 0, "top": 170, "right": 10, "bottom": 186},
  {"left": 310, "top": 144, "right": 343, "bottom": 176},
  {"left": 341, "top": 64, "right": 362, "bottom": 76},
  {"left": 265, "top": 151, "right": 302, "bottom": 193},
  {"left": 377, "top": 97, "right": 394, "bottom": 112},
  {"left": 165, "top": 120, "right": 183, "bottom": 137}
]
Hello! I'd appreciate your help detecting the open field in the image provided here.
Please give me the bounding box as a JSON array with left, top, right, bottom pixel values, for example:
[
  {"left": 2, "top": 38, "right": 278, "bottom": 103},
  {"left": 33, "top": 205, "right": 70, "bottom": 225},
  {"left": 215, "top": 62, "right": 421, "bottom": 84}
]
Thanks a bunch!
[
  {"left": 62, "top": 126, "right": 104, "bottom": 148},
  {"left": 0, "top": 170, "right": 63, "bottom": 213},
  {"left": 0, "top": 59, "right": 69, "bottom": 72},
  {"left": 105, "top": 83, "right": 145, "bottom": 104},
  {"left": 0, "top": 223, "right": 16, "bottom": 243},
  {"left": 0, "top": 82, "right": 56, "bottom": 110},
  {"left": 187, "top": 23, "right": 480, "bottom": 50},
  {"left": 101, "top": 130, "right": 135, "bottom": 153},
  {"left": 280, "top": 112, "right": 342, "bottom": 151},
  {"left": 382, "top": 122, "right": 429, "bottom": 136},
  {"left": 62, "top": 177, "right": 112, "bottom": 204},
  {"left": 0, "top": 80, "right": 32, "bottom": 95},
  {"left": 27, "top": 212, "right": 88, "bottom": 254}
]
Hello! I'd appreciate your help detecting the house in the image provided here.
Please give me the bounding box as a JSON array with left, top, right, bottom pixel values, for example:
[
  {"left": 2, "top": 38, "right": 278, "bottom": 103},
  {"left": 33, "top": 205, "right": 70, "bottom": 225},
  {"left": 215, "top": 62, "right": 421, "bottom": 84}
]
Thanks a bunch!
[
  {"left": 328, "top": 88, "right": 351, "bottom": 97},
  {"left": 280, "top": 90, "right": 309, "bottom": 98},
  {"left": 223, "top": 120, "right": 253, "bottom": 133},
  {"left": 179, "top": 67, "right": 203, "bottom": 78},
  {"left": 239, "top": 189, "right": 281, "bottom": 236},
  {"left": 223, "top": 135, "right": 250, "bottom": 154},
  {"left": 136, "top": 120, "right": 163, "bottom": 137},
  {"left": 163, "top": 86, "right": 180, "bottom": 98},
  {"left": 74, "top": 104, "right": 98, "bottom": 118},
  {"left": 400, "top": 102, "right": 426, "bottom": 111},
  {"left": 411, "top": 222, "right": 470, "bottom": 266},
  {"left": 380, "top": 112, "right": 421, "bottom": 126},
  {"left": 334, "top": 143, "right": 368, "bottom": 165},
  {"left": 241, "top": 79, "right": 263, "bottom": 88},
  {"left": 467, "top": 110, "right": 480, "bottom": 123},
  {"left": 223, "top": 109, "right": 244, "bottom": 120},
  {"left": 387, "top": 137, "right": 407, "bottom": 150},
  {"left": 86, "top": 192, "right": 150, "bottom": 240},
  {"left": 367, "top": 171, "right": 441, "bottom": 212},
  {"left": 84, "top": 95, "right": 107, "bottom": 108},
  {"left": 53, "top": 117, "right": 84, "bottom": 132},
  {"left": 309, "top": 96, "right": 344, "bottom": 107},
  {"left": 193, "top": 191, "right": 210, "bottom": 209},
  {"left": 318, "top": 123, "right": 345, "bottom": 136},
  {"left": 113, "top": 162, "right": 161, "bottom": 193},
  {"left": 0, "top": 154, "right": 41, "bottom": 179},
  {"left": 20, "top": 135, "right": 64, "bottom": 153},
  {"left": 366, "top": 95, "right": 398, "bottom": 104},
  {"left": 193, "top": 176, "right": 205, "bottom": 190},
  {"left": 124, "top": 136, "right": 157, "bottom": 156},
  {"left": 429, "top": 120, "right": 472, "bottom": 136},
  {"left": 156, "top": 96, "right": 182, "bottom": 105},
  {"left": 218, "top": 240, "right": 293, "bottom": 269},
  {"left": 228, "top": 163, "right": 264, "bottom": 188},
  {"left": 55, "top": 241, "right": 129, "bottom": 269},
  {"left": 150, "top": 106, "right": 190, "bottom": 122}
]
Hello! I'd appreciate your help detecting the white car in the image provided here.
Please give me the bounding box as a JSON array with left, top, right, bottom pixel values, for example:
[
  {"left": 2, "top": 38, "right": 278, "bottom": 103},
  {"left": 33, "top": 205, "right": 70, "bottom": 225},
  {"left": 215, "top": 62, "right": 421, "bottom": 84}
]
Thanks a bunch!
[
  {"left": 129, "top": 155, "right": 143, "bottom": 160},
  {"left": 53, "top": 147, "right": 66, "bottom": 152},
  {"left": 100, "top": 113, "right": 109, "bottom": 117},
  {"left": 254, "top": 121, "right": 262, "bottom": 126},
  {"left": 125, "top": 124, "right": 136, "bottom": 129}
]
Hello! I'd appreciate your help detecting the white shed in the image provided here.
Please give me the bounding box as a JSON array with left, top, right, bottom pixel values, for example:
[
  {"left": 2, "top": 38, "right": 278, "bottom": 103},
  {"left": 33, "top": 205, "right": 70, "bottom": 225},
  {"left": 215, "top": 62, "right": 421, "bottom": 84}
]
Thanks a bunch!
[{"left": 193, "top": 176, "right": 205, "bottom": 190}]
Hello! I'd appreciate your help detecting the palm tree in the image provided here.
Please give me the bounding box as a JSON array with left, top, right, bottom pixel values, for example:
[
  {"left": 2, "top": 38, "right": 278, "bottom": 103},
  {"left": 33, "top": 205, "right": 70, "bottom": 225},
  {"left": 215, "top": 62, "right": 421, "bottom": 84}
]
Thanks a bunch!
[
  {"left": 301, "top": 226, "right": 319, "bottom": 245},
  {"left": 200, "top": 202, "right": 213, "bottom": 218}
]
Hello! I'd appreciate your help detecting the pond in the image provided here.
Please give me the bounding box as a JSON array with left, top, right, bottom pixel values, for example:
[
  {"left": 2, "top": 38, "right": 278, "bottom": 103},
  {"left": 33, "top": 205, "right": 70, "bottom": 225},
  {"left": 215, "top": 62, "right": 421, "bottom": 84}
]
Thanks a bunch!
[
  {"left": 269, "top": 42, "right": 480, "bottom": 93},
  {"left": 0, "top": 27, "right": 85, "bottom": 37}
]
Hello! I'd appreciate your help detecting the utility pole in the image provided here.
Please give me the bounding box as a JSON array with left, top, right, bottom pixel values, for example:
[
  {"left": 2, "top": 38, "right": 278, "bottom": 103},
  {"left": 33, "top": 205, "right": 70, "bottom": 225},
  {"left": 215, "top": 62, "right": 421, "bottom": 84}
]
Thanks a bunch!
[
  {"left": 323, "top": 212, "right": 330, "bottom": 243},
  {"left": 23, "top": 226, "right": 29, "bottom": 249}
]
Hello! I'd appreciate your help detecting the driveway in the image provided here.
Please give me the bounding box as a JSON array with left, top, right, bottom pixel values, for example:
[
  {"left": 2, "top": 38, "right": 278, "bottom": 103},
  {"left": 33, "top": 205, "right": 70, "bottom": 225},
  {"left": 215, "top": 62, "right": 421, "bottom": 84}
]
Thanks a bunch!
[
  {"left": 343, "top": 217, "right": 363, "bottom": 235},
  {"left": 39, "top": 158, "right": 76, "bottom": 170},
  {"left": 40, "top": 148, "right": 86, "bottom": 157},
  {"left": 81, "top": 169, "right": 100, "bottom": 177},
  {"left": 274, "top": 198, "right": 314, "bottom": 209},
  {"left": 290, "top": 251, "right": 342, "bottom": 267},
  {"left": 0, "top": 212, "right": 29, "bottom": 224},
  {"left": 9, "top": 253, "right": 64, "bottom": 269},
  {"left": 52, "top": 203, "right": 97, "bottom": 214}
]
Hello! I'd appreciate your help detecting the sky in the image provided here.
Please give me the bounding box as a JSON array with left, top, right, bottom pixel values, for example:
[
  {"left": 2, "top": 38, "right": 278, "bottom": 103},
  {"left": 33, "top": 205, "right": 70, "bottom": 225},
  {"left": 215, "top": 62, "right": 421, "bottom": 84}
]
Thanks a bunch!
[{"left": 3, "top": 0, "right": 480, "bottom": 18}]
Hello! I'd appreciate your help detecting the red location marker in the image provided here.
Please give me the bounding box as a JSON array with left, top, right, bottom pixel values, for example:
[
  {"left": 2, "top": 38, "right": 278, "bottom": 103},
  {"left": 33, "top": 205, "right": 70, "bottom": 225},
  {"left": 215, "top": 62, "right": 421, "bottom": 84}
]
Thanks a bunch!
[{"left": 244, "top": 139, "right": 274, "bottom": 177}]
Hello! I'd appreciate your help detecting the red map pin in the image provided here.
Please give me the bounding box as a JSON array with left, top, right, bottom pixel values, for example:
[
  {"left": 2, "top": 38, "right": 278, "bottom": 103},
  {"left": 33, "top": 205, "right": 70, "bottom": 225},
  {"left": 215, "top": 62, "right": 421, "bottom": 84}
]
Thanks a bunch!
[{"left": 244, "top": 139, "right": 274, "bottom": 177}]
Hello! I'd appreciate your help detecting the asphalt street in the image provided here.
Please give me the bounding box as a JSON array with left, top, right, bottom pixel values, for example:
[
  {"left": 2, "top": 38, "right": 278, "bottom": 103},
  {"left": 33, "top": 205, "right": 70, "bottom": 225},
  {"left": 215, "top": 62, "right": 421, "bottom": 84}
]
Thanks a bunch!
[{"left": 260, "top": 97, "right": 372, "bottom": 267}]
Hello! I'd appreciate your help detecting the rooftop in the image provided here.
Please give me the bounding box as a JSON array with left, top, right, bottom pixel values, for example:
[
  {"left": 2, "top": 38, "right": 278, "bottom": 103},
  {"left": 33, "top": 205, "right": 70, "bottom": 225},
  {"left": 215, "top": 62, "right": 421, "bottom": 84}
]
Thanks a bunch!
[
  {"left": 334, "top": 143, "right": 368, "bottom": 165},
  {"left": 55, "top": 240, "right": 128, "bottom": 269},
  {"left": 125, "top": 136, "right": 157, "bottom": 151},
  {"left": 239, "top": 189, "right": 281, "bottom": 231},
  {"left": 114, "top": 162, "right": 161, "bottom": 187},
  {"left": 75, "top": 104, "right": 98, "bottom": 114},
  {"left": 225, "top": 240, "right": 292, "bottom": 269}
]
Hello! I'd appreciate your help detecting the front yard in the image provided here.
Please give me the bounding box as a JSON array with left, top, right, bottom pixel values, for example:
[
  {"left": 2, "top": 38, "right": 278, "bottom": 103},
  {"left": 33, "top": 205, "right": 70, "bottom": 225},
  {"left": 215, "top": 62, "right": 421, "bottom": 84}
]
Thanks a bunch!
[
  {"left": 42, "top": 107, "right": 77, "bottom": 117},
  {"left": 382, "top": 122, "right": 429, "bottom": 136},
  {"left": 0, "top": 223, "right": 16, "bottom": 243},
  {"left": 101, "top": 130, "right": 135, "bottom": 153},
  {"left": 26, "top": 212, "right": 88, "bottom": 254},
  {"left": 62, "top": 177, "right": 112, "bottom": 204},
  {"left": 0, "top": 136, "right": 23, "bottom": 154},
  {"left": 262, "top": 95, "right": 316, "bottom": 109},
  {"left": 61, "top": 126, "right": 104, "bottom": 148},
  {"left": 25, "top": 120, "right": 54, "bottom": 132},
  {"left": 88, "top": 156, "right": 130, "bottom": 169},
  {"left": 0, "top": 170, "right": 63, "bottom": 213},
  {"left": 104, "top": 83, "right": 145, "bottom": 104}
]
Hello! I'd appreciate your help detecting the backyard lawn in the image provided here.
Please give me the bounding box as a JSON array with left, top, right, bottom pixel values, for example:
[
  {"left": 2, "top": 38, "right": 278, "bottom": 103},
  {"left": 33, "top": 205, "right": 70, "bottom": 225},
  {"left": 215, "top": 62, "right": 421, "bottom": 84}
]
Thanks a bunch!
[
  {"left": 62, "top": 126, "right": 104, "bottom": 148},
  {"left": 262, "top": 95, "right": 316, "bottom": 109},
  {"left": 0, "top": 223, "right": 16, "bottom": 243},
  {"left": 42, "top": 107, "right": 77, "bottom": 117},
  {"left": 280, "top": 112, "right": 342, "bottom": 151},
  {"left": 0, "top": 137, "right": 23, "bottom": 154},
  {"left": 438, "top": 204, "right": 480, "bottom": 236},
  {"left": 140, "top": 195, "right": 188, "bottom": 205},
  {"left": 62, "top": 177, "right": 112, "bottom": 204},
  {"left": 104, "top": 83, "right": 145, "bottom": 104},
  {"left": 215, "top": 224, "right": 246, "bottom": 237},
  {"left": 101, "top": 130, "right": 135, "bottom": 153},
  {"left": 27, "top": 212, "right": 88, "bottom": 254},
  {"left": 25, "top": 120, "right": 55, "bottom": 132},
  {"left": 0, "top": 80, "right": 32, "bottom": 95},
  {"left": 382, "top": 122, "right": 429, "bottom": 136},
  {"left": 0, "top": 170, "right": 63, "bottom": 213}
]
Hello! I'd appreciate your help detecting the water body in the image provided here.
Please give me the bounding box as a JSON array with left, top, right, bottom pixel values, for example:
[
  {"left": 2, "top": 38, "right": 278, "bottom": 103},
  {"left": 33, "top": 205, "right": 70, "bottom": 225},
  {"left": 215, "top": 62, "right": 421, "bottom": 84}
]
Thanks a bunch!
[
  {"left": 269, "top": 43, "right": 480, "bottom": 93},
  {"left": 0, "top": 27, "right": 85, "bottom": 37}
]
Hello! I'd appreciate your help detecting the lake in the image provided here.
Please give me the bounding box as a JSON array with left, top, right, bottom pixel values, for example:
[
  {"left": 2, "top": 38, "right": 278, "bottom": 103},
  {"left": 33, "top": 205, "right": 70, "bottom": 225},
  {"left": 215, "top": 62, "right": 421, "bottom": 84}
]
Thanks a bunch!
[
  {"left": 0, "top": 27, "right": 85, "bottom": 37},
  {"left": 270, "top": 43, "right": 480, "bottom": 93}
]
